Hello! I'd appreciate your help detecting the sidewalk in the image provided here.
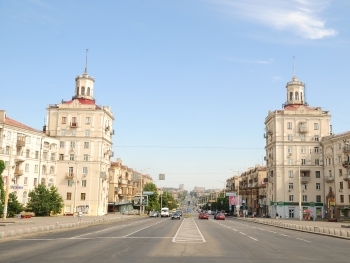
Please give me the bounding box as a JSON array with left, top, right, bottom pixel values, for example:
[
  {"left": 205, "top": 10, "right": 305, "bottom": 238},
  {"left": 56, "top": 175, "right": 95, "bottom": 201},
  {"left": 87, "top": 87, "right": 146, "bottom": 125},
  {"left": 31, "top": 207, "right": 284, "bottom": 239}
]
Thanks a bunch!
[
  {"left": 0, "top": 213, "right": 140, "bottom": 241},
  {"left": 238, "top": 217, "right": 350, "bottom": 239}
]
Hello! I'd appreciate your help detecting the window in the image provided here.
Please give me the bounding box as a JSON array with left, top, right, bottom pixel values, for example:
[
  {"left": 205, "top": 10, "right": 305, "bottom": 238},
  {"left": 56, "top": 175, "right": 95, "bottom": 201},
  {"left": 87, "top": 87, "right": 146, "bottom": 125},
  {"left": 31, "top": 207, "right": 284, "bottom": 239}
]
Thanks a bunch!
[
  {"left": 289, "top": 195, "right": 294, "bottom": 201},
  {"left": 339, "top": 143, "right": 342, "bottom": 150},
  {"left": 70, "top": 141, "right": 75, "bottom": 149},
  {"left": 25, "top": 163, "right": 29, "bottom": 172},
  {"left": 43, "top": 151, "right": 48, "bottom": 160},
  {"left": 26, "top": 149, "right": 30, "bottom": 158},
  {"left": 84, "top": 142, "right": 89, "bottom": 149},
  {"left": 50, "top": 166, "right": 55, "bottom": 174},
  {"left": 62, "top": 117, "right": 66, "bottom": 124},
  {"left": 61, "top": 130, "right": 66, "bottom": 136},
  {"left": 287, "top": 122, "right": 292, "bottom": 129},
  {"left": 85, "top": 130, "right": 90, "bottom": 137},
  {"left": 302, "top": 195, "right": 307, "bottom": 202},
  {"left": 288, "top": 146, "right": 292, "bottom": 153},
  {"left": 316, "top": 183, "right": 320, "bottom": 190},
  {"left": 314, "top": 147, "right": 319, "bottom": 153},
  {"left": 67, "top": 192, "right": 72, "bottom": 200},
  {"left": 68, "top": 180, "right": 73, "bottom": 187},
  {"left": 81, "top": 193, "right": 86, "bottom": 200},
  {"left": 316, "top": 195, "right": 321, "bottom": 202},
  {"left": 71, "top": 130, "right": 76, "bottom": 136},
  {"left": 83, "top": 154, "right": 89, "bottom": 161},
  {"left": 339, "top": 169, "right": 343, "bottom": 177},
  {"left": 300, "top": 134, "right": 305, "bottom": 141},
  {"left": 24, "top": 177, "right": 28, "bottom": 185},
  {"left": 288, "top": 170, "right": 293, "bottom": 178},
  {"left": 315, "top": 159, "right": 319, "bottom": 165},
  {"left": 82, "top": 180, "right": 87, "bottom": 187},
  {"left": 35, "top": 151, "right": 39, "bottom": 159},
  {"left": 316, "top": 171, "right": 320, "bottom": 178},
  {"left": 34, "top": 178, "right": 37, "bottom": 186},
  {"left": 314, "top": 135, "right": 319, "bottom": 141},
  {"left": 289, "top": 183, "right": 293, "bottom": 190},
  {"left": 60, "top": 141, "right": 65, "bottom": 148},
  {"left": 51, "top": 153, "right": 56, "bottom": 161},
  {"left": 82, "top": 167, "right": 88, "bottom": 174},
  {"left": 302, "top": 184, "right": 307, "bottom": 191},
  {"left": 301, "top": 159, "right": 306, "bottom": 165},
  {"left": 329, "top": 170, "right": 332, "bottom": 177},
  {"left": 288, "top": 158, "right": 293, "bottom": 165},
  {"left": 86, "top": 117, "right": 91, "bottom": 124},
  {"left": 34, "top": 165, "right": 38, "bottom": 173},
  {"left": 314, "top": 123, "right": 319, "bottom": 130},
  {"left": 338, "top": 156, "right": 342, "bottom": 164},
  {"left": 340, "top": 182, "right": 343, "bottom": 189},
  {"left": 340, "top": 195, "right": 344, "bottom": 203},
  {"left": 59, "top": 154, "right": 64, "bottom": 160},
  {"left": 301, "top": 146, "right": 306, "bottom": 154},
  {"left": 288, "top": 134, "right": 293, "bottom": 141},
  {"left": 68, "top": 167, "right": 74, "bottom": 175},
  {"left": 71, "top": 117, "right": 77, "bottom": 125},
  {"left": 22, "top": 191, "right": 27, "bottom": 205},
  {"left": 70, "top": 154, "right": 75, "bottom": 161},
  {"left": 5, "top": 146, "right": 10, "bottom": 155}
]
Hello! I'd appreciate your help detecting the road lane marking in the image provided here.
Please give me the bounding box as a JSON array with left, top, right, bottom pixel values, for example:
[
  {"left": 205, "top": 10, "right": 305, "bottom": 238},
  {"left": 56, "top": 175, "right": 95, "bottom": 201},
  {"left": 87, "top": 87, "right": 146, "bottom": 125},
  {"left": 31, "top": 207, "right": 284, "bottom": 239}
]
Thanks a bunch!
[
  {"left": 296, "top": 238, "right": 311, "bottom": 242},
  {"left": 173, "top": 218, "right": 206, "bottom": 243}
]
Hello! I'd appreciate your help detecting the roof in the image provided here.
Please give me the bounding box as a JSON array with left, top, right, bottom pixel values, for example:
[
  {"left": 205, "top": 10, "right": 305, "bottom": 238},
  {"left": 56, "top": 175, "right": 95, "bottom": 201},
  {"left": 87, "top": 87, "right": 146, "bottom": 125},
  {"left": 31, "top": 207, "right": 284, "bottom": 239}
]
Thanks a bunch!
[
  {"left": 63, "top": 98, "right": 98, "bottom": 106},
  {"left": 283, "top": 104, "right": 316, "bottom": 111},
  {"left": 5, "top": 117, "right": 41, "bottom": 133}
]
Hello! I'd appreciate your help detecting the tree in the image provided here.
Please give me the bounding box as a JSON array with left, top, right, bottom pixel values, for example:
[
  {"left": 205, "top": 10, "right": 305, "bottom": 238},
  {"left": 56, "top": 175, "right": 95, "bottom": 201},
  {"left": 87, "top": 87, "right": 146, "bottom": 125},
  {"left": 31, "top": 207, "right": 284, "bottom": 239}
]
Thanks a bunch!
[
  {"left": 7, "top": 192, "right": 24, "bottom": 217},
  {"left": 26, "top": 184, "right": 64, "bottom": 216},
  {"left": 143, "top": 182, "right": 159, "bottom": 211},
  {"left": 0, "top": 160, "right": 5, "bottom": 216}
]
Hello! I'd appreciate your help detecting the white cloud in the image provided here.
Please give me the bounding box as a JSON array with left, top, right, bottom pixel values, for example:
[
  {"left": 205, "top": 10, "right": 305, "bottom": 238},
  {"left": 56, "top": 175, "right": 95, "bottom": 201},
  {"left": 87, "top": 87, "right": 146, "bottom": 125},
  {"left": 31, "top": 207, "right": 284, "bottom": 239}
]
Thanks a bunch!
[{"left": 207, "top": 0, "right": 337, "bottom": 39}]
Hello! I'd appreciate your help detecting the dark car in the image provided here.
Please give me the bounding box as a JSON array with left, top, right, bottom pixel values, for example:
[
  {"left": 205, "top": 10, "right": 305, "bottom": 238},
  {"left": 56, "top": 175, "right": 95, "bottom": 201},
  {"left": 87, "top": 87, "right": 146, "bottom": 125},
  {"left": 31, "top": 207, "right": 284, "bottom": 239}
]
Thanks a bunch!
[
  {"left": 172, "top": 211, "right": 181, "bottom": 220},
  {"left": 215, "top": 212, "right": 226, "bottom": 220}
]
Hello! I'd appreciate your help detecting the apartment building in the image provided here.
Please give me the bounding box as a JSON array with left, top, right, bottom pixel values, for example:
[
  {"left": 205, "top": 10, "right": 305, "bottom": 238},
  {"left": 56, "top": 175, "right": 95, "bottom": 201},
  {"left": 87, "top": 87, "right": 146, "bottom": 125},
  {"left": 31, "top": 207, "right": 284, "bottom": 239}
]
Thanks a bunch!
[
  {"left": 45, "top": 68, "right": 114, "bottom": 216},
  {"left": 264, "top": 75, "right": 331, "bottom": 219},
  {"left": 321, "top": 132, "right": 350, "bottom": 218},
  {"left": 0, "top": 110, "right": 58, "bottom": 206}
]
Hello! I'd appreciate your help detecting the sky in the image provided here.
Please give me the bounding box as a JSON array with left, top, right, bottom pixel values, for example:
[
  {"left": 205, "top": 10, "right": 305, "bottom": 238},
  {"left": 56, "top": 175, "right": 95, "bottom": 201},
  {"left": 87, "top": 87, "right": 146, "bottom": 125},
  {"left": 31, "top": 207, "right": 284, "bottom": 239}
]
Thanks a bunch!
[{"left": 1, "top": 0, "right": 350, "bottom": 191}]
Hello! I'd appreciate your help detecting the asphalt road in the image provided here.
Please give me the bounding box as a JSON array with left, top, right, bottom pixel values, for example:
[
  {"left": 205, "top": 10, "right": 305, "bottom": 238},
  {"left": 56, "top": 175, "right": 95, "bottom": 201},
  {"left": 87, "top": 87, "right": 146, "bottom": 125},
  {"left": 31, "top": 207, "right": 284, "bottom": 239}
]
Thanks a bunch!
[{"left": 0, "top": 214, "right": 349, "bottom": 263}]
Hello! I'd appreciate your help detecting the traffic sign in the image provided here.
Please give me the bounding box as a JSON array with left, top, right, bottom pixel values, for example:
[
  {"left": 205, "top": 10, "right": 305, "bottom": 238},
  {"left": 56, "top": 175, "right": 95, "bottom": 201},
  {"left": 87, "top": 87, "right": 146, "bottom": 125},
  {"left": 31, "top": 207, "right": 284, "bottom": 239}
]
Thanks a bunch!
[
  {"left": 226, "top": 192, "right": 236, "bottom": 196},
  {"left": 143, "top": 191, "right": 154, "bottom": 195}
]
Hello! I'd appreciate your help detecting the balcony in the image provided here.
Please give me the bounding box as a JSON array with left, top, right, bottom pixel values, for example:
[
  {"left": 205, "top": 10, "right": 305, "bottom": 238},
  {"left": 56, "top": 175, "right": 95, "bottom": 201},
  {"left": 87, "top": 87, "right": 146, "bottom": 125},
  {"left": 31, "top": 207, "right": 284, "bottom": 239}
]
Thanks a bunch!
[
  {"left": 299, "top": 125, "right": 308, "bottom": 133},
  {"left": 14, "top": 153, "right": 25, "bottom": 162},
  {"left": 343, "top": 146, "right": 350, "bottom": 154},
  {"left": 65, "top": 172, "right": 75, "bottom": 179},
  {"left": 343, "top": 175, "right": 350, "bottom": 181},
  {"left": 324, "top": 176, "right": 334, "bottom": 183},
  {"left": 70, "top": 122, "right": 78, "bottom": 128},
  {"left": 300, "top": 176, "right": 310, "bottom": 184},
  {"left": 14, "top": 168, "right": 23, "bottom": 176},
  {"left": 16, "top": 139, "right": 26, "bottom": 147},
  {"left": 118, "top": 179, "right": 128, "bottom": 185},
  {"left": 342, "top": 161, "right": 350, "bottom": 168}
]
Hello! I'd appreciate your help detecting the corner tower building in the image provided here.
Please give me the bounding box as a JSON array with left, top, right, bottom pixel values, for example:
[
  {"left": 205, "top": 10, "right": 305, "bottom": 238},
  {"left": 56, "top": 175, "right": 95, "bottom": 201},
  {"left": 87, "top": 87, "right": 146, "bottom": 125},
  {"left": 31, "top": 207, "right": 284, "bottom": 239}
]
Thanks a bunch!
[
  {"left": 264, "top": 75, "right": 331, "bottom": 219},
  {"left": 46, "top": 67, "right": 114, "bottom": 216}
]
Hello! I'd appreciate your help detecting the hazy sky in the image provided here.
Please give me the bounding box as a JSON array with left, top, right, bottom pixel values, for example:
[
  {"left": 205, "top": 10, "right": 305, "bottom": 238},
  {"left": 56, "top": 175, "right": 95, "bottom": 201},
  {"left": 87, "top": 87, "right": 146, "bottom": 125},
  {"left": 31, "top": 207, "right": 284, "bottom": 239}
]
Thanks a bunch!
[{"left": 1, "top": 0, "right": 349, "bottom": 191}]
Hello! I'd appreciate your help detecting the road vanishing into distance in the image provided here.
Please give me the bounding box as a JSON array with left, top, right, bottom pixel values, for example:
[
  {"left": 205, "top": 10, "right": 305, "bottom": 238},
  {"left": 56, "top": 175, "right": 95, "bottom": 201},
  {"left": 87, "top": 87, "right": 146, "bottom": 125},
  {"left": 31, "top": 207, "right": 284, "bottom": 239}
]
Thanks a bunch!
[{"left": 1, "top": 214, "right": 349, "bottom": 263}]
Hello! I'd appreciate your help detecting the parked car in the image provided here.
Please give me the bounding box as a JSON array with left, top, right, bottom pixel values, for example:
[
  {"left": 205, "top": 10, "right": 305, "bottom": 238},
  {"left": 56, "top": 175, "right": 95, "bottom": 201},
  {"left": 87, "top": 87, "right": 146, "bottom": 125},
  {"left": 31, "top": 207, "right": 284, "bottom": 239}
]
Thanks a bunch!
[
  {"left": 171, "top": 211, "right": 181, "bottom": 220},
  {"left": 149, "top": 211, "right": 159, "bottom": 217},
  {"left": 215, "top": 213, "right": 225, "bottom": 220},
  {"left": 199, "top": 212, "right": 209, "bottom": 219}
]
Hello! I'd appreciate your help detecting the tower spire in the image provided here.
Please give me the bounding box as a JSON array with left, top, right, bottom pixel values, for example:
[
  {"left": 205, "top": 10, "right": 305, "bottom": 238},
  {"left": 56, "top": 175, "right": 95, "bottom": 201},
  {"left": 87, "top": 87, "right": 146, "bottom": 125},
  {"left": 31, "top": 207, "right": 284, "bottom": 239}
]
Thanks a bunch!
[
  {"left": 84, "top": 49, "right": 89, "bottom": 73},
  {"left": 293, "top": 56, "right": 296, "bottom": 77}
]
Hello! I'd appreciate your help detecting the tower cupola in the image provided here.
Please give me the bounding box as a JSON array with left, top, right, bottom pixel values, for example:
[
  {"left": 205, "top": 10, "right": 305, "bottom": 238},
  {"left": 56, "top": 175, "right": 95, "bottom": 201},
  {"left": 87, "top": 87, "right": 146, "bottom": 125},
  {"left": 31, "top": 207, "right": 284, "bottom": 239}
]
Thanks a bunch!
[{"left": 283, "top": 75, "right": 308, "bottom": 107}]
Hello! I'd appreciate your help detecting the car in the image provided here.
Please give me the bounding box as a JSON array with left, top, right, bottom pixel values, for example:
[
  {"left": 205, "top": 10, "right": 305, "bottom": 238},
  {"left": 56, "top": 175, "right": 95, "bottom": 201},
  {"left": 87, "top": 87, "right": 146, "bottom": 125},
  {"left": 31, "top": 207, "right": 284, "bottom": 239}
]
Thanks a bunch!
[
  {"left": 149, "top": 211, "right": 159, "bottom": 217},
  {"left": 215, "top": 213, "right": 226, "bottom": 220},
  {"left": 172, "top": 211, "right": 181, "bottom": 220},
  {"left": 198, "top": 212, "right": 209, "bottom": 219},
  {"left": 176, "top": 210, "right": 183, "bottom": 216},
  {"left": 160, "top": 207, "right": 170, "bottom": 217}
]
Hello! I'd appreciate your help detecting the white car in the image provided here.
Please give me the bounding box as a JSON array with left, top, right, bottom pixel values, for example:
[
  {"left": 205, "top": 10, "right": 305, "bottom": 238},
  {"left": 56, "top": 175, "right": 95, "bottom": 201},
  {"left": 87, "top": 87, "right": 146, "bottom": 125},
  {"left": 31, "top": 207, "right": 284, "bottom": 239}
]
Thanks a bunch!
[{"left": 160, "top": 208, "right": 170, "bottom": 217}]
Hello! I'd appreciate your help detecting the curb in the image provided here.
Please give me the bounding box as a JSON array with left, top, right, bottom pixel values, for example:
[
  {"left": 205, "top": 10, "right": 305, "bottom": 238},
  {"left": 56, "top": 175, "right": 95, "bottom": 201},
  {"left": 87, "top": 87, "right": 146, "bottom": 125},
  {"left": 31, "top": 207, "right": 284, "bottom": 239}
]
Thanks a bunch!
[
  {"left": 238, "top": 218, "right": 350, "bottom": 240},
  {"left": 0, "top": 215, "right": 138, "bottom": 242}
]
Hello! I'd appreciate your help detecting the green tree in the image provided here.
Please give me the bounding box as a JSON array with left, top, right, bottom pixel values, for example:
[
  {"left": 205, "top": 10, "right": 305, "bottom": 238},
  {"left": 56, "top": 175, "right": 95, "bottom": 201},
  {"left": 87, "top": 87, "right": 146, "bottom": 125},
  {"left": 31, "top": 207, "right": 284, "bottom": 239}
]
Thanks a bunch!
[
  {"left": 143, "top": 182, "right": 159, "bottom": 211},
  {"left": 8, "top": 192, "right": 24, "bottom": 217},
  {"left": 26, "top": 184, "right": 64, "bottom": 216},
  {"left": 0, "top": 160, "right": 5, "bottom": 216}
]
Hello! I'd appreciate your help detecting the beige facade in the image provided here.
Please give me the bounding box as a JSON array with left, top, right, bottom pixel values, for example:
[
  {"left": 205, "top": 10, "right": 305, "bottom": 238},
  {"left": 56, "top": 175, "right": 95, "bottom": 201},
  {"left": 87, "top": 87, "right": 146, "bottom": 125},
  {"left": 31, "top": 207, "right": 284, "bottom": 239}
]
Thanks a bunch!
[
  {"left": 321, "top": 132, "right": 350, "bottom": 218},
  {"left": 45, "top": 70, "right": 114, "bottom": 216},
  {"left": 0, "top": 110, "right": 59, "bottom": 206},
  {"left": 265, "top": 75, "right": 331, "bottom": 219}
]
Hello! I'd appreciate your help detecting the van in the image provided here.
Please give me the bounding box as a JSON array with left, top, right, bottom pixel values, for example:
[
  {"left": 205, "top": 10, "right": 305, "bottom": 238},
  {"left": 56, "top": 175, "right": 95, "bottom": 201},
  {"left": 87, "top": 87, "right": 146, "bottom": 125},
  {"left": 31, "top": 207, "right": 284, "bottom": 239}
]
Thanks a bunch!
[{"left": 161, "top": 207, "right": 170, "bottom": 217}]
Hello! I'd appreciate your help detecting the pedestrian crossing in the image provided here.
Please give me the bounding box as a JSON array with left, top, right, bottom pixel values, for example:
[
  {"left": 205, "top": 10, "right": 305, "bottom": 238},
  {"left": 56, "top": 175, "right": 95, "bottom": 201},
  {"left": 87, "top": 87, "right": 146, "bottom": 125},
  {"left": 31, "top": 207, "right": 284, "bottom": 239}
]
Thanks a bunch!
[{"left": 172, "top": 218, "right": 206, "bottom": 243}]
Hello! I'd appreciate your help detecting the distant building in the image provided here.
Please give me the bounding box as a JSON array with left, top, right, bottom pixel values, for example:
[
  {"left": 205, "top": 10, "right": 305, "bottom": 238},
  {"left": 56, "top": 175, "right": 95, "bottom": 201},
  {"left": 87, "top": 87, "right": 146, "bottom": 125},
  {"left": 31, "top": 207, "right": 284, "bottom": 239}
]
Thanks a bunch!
[{"left": 179, "top": 184, "right": 184, "bottom": 191}]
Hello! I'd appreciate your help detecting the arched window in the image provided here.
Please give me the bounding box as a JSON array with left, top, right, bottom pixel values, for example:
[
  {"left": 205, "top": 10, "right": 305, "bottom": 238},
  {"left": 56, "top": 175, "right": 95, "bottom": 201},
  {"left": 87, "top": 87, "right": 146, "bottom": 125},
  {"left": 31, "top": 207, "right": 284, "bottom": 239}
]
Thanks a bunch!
[
  {"left": 42, "top": 165, "right": 47, "bottom": 174},
  {"left": 41, "top": 178, "right": 46, "bottom": 185},
  {"left": 300, "top": 92, "right": 303, "bottom": 101},
  {"left": 81, "top": 86, "right": 85, "bottom": 95},
  {"left": 22, "top": 191, "right": 27, "bottom": 205},
  {"left": 48, "top": 178, "right": 54, "bottom": 187},
  {"left": 76, "top": 86, "right": 79, "bottom": 96},
  {"left": 87, "top": 87, "right": 91, "bottom": 96},
  {"left": 289, "top": 92, "right": 293, "bottom": 101},
  {"left": 295, "top": 92, "right": 299, "bottom": 100},
  {"left": 50, "top": 166, "right": 55, "bottom": 174}
]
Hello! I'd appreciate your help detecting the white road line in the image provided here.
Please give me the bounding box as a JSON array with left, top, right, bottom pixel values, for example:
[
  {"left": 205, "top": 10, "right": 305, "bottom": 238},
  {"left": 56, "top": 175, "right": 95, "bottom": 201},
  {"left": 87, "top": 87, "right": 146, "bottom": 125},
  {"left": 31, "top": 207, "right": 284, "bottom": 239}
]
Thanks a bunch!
[
  {"left": 280, "top": 234, "right": 291, "bottom": 237},
  {"left": 248, "top": 236, "right": 258, "bottom": 241},
  {"left": 172, "top": 218, "right": 206, "bottom": 243},
  {"left": 296, "top": 238, "right": 311, "bottom": 243}
]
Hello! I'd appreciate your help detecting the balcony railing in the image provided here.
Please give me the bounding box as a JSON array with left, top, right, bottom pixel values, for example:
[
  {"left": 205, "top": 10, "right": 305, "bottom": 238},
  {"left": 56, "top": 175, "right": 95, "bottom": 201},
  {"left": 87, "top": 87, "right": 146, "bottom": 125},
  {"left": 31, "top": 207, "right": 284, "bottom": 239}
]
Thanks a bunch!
[
  {"left": 342, "top": 161, "right": 350, "bottom": 168},
  {"left": 299, "top": 125, "right": 308, "bottom": 133},
  {"left": 300, "top": 176, "right": 310, "bottom": 183},
  {"left": 65, "top": 172, "right": 75, "bottom": 179},
  {"left": 16, "top": 139, "right": 26, "bottom": 147},
  {"left": 324, "top": 176, "right": 334, "bottom": 183},
  {"left": 14, "top": 169, "right": 23, "bottom": 176},
  {"left": 343, "top": 146, "right": 350, "bottom": 154},
  {"left": 70, "top": 122, "right": 78, "bottom": 127},
  {"left": 343, "top": 175, "right": 350, "bottom": 181}
]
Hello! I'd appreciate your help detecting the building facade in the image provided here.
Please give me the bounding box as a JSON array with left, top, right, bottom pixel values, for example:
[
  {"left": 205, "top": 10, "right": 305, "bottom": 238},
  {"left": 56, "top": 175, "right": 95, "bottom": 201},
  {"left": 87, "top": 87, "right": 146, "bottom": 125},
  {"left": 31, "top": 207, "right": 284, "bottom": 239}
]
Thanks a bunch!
[
  {"left": 265, "top": 75, "right": 331, "bottom": 219},
  {"left": 45, "top": 68, "right": 114, "bottom": 216}
]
